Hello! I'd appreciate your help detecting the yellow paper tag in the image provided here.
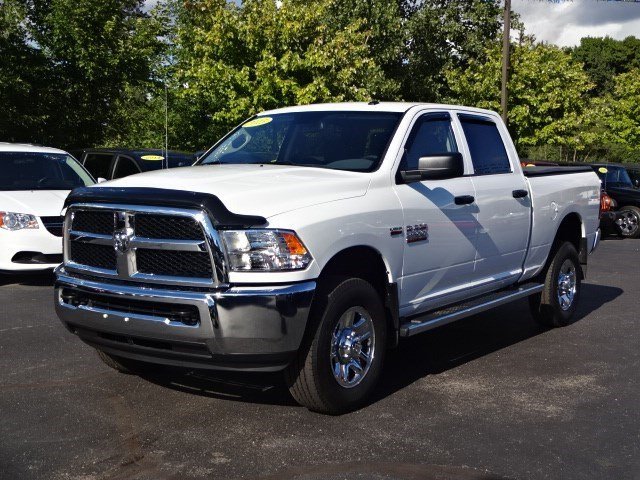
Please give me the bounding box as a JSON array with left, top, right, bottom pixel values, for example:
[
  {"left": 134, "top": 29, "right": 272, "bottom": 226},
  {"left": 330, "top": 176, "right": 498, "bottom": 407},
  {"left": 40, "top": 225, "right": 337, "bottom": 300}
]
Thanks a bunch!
[
  {"left": 243, "top": 117, "right": 272, "bottom": 128},
  {"left": 141, "top": 155, "right": 164, "bottom": 161},
  {"left": 598, "top": 167, "right": 608, "bottom": 174}
]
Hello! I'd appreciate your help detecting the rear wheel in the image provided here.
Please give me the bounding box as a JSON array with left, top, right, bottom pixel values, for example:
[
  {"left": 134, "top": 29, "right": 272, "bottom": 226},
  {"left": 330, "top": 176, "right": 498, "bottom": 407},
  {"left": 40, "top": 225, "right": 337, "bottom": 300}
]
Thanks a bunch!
[
  {"left": 285, "top": 277, "right": 387, "bottom": 414},
  {"left": 616, "top": 206, "right": 640, "bottom": 238},
  {"left": 529, "top": 241, "right": 581, "bottom": 327}
]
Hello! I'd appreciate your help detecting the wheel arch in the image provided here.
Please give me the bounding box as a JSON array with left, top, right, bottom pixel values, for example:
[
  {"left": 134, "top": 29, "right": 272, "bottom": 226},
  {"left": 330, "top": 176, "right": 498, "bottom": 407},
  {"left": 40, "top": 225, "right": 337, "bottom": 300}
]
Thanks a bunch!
[
  {"left": 549, "top": 211, "right": 587, "bottom": 278},
  {"left": 318, "top": 245, "right": 400, "bottom": 347}
]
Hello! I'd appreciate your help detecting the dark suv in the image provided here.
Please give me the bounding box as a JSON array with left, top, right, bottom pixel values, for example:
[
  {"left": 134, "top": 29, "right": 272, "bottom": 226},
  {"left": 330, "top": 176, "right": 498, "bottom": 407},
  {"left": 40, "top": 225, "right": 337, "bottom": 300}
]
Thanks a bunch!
[
  {"left": 623, "top": 164, "right": 640, "bottom": 189},
  {"left": 70, "top": 149, "right": 194, "bottom": 181},
  {"left": 590, "top": 164, "right": 640, "bottom": 238}
]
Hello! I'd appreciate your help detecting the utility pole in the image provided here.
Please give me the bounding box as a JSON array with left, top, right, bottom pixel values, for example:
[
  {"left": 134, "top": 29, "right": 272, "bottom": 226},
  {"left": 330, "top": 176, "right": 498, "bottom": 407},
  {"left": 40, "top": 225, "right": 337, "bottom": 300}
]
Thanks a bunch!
[
  {"left": 164, "top": 82, "right": 169, "bottom": 169},
  {"left": 501, "top": 0, "right": 511, "bottom": 125}
]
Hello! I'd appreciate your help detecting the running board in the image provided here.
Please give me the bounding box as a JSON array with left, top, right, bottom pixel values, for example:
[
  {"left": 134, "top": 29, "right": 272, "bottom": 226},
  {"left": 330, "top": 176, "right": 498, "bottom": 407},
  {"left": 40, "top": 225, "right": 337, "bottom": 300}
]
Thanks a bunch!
[{"left": 399, "top": 282, "right": 544, "bottom": 337}]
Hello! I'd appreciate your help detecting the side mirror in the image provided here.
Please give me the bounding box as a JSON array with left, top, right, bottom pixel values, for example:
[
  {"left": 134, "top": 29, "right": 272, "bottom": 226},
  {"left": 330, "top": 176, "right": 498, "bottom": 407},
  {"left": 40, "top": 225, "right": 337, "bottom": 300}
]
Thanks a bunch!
[
  {"left": 400, "top": 152, "right": 464, "bottom": 183},
  {"left": 97, "top": 177, "right": 107, "bottom": 183}
]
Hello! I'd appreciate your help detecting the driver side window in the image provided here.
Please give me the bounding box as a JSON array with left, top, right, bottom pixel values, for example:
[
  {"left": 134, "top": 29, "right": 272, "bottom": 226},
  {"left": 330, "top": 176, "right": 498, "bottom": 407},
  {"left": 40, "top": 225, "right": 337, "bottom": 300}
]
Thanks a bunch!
[{"left": 402, "top": 114, "right": 458, "bottom": 171}]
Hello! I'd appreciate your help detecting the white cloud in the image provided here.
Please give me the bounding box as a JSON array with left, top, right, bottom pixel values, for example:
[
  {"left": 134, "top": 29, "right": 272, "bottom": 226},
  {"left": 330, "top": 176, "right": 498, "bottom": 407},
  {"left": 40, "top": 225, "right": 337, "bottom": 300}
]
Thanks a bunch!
[{"left": 512, "top": 0, "right": 640, "bottom": 47}]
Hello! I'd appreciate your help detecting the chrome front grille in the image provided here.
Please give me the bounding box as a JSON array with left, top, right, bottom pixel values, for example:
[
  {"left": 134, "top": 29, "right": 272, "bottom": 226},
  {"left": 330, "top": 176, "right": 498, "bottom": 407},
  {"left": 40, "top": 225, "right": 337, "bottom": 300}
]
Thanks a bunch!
[
  {"left": 63, "top": 204, "right": 227, "bottom": 287},
  {"left": 136, "top": 249, "right": 213, "bottom": 278},
  {"left": 134, "top": 214, "right": 203, "bottom": 240},
  {"left": 69, "top": 242, "right": 117, "bottom": 270}
]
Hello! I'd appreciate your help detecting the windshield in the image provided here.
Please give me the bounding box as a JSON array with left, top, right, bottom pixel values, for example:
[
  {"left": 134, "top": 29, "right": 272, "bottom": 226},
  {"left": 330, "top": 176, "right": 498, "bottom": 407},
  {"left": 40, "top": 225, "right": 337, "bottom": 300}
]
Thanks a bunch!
[
  {"left": 594, "top": 166, "right": 633, "bottom": 187},
  {"left": 198, "top": 111, "right": 402, "bottom": 172},
  {"left": 0, "top": 152, "right": 95, "bottom": 191}
]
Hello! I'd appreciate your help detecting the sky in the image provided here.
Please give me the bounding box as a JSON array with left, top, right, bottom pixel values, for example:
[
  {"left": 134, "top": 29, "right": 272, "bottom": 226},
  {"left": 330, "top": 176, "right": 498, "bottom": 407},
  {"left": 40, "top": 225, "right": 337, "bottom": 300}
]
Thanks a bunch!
[{"left": 512, "top": 0, "right": 640, "bottom": 46}]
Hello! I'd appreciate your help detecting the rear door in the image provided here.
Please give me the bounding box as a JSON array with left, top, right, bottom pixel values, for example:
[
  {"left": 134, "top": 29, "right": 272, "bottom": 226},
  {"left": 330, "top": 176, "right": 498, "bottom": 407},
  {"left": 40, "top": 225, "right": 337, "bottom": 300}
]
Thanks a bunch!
[{"left": 456, "top": 113, "right": 530, "bottom": 290}]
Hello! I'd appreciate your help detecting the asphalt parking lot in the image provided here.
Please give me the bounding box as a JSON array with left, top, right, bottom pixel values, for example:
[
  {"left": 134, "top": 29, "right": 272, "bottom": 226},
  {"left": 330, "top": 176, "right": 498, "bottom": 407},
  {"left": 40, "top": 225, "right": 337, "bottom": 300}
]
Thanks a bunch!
[{"left": 1, "top": 238, "right": 638, "bottom": 480}]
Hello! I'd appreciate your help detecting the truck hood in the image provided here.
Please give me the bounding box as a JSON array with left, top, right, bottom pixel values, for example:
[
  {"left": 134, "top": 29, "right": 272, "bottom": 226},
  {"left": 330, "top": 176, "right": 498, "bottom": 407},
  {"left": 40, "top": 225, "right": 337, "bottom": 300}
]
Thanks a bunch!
[
  {"left": 98, "top": 164, "right": 371, "bottom": 218},
  {"left": 0, "top": 190, "right": 69, "bottom": 217}
]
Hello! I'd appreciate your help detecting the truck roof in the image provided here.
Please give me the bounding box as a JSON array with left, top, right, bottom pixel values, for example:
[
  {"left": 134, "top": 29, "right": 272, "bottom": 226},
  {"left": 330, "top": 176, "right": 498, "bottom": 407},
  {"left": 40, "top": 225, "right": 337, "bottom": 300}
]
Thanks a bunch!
[
  {"left": 259, "top": 102, "right": 499, "bottom": 116},
  {"left": 0, "top": 142, "right": 68, "bottom": 154}
]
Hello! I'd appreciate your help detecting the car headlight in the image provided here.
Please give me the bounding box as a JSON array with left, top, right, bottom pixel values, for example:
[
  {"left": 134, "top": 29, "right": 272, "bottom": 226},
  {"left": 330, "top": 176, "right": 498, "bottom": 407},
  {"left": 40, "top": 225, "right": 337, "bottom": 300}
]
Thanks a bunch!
[
  {"left": 0, "top": 212, "right": 39, "bottom": 231},
  {"left": 220, "top": 229, "right": 312, "bottom": 271}
]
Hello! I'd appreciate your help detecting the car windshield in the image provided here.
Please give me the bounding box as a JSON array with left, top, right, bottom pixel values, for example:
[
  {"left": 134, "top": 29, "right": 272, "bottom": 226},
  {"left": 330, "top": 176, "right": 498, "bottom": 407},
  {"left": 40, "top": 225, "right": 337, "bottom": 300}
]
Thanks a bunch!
[
  {"left": 594, "top": 166, "right": 633, "bottom": 187},
  {"left": 0, "top": 152, "right": 95, "bottom": 191},
  {"left": 198, "top": 111, "right": 402, "bottom": 172}
]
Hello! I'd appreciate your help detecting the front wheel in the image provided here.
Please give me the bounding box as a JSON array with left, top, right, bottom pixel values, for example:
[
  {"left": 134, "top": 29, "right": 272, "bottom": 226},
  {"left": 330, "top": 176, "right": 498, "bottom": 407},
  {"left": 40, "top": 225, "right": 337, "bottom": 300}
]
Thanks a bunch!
[
  {"left": 529, "top": 241, "right": 582, "bottom": 327},
  {"left": 616, "top": 206, "right": 640, "bottom": 238},
  {"left": 285, "top": 278, "right": 387, "bottom": 414}
]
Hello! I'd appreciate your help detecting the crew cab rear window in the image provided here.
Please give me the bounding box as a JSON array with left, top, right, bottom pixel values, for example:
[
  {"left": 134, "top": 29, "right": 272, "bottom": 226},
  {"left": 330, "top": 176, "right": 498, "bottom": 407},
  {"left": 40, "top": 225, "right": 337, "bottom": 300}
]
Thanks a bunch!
[{"left": 458, "top": 115, "right": 511, "bottom": 175}]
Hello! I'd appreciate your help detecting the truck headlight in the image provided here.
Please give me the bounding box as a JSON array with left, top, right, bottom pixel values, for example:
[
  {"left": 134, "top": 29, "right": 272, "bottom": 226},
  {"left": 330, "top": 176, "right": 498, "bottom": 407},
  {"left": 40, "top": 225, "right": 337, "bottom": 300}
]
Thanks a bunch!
[
  {"left": 0, "top": 212, "right": 39, "bottom": 231},
  {"left": 221, "top": 230, "right": 312, "bottom": 271}
]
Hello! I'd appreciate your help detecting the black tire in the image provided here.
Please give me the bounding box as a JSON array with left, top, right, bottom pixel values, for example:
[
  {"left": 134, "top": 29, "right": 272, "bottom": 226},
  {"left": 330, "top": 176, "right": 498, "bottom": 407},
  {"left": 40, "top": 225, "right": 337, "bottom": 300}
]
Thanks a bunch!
[
  {"left": 285, "top": 277, "right": 387, "bottom": 414},
  {"left": 616, "top": 206, "right": 640, "bottom": 238},
  {"left": 96, "top": 349, "right": 157, "bottom": 375},
  {"left": 529, "top": 241, "right": 581, "bottom": 328}
]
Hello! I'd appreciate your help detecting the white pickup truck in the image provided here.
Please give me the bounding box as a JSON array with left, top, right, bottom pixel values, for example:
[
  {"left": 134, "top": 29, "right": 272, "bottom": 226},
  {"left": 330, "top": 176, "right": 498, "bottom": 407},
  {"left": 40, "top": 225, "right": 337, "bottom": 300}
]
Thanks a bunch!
[{"left": 54, "top": 103, "right": 601, "bottom": 413}]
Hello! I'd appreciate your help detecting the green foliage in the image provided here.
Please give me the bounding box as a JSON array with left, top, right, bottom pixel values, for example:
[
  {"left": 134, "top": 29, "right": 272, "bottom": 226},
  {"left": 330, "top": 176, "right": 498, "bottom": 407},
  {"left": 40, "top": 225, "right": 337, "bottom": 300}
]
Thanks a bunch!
[
  {"left": 571, "top": 36, "right": 640, "bottom": 96},
  {"left": 403, "top": 0, "right": 504, "bottom": 102},
  {"left": 0, "top": 0, "right": 165, "bottom": 149},
  {"left": 596, "top": 69, "right": 640, "bottom": 163},
  {"left": 168, "top": 0, "right": 400, "bottom": 149},
  {"left": 0, "top": 0, "right": 638, "bottom": 162},
  {"left": 446, "top": 39, "right": 594, "bottom": 157},
  {"left": 0, "top": 0, "right": 50, "bottom": 142}
]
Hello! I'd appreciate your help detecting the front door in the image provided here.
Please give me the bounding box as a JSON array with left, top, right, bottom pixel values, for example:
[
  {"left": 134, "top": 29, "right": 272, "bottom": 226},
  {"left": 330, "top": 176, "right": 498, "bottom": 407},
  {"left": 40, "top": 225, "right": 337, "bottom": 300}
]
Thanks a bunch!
[{"left": 393, "top": 112, "right": 478, "bottom": 316}]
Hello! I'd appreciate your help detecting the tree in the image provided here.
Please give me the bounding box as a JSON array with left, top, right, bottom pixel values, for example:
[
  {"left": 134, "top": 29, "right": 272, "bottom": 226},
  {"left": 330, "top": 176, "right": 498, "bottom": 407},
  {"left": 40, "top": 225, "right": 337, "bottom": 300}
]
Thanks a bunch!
[
  {"left": 571, "top": 36, "right": 640, "bottom": 96},
  {"left": 598, "top": 69, "right": 640, "bottom": 163},
  {"left": 168, "top": 0, "right": 400, "bottom": 149},
  {"left": 402, "top": 0, "right": 504, "bottom": 102},
  {"left": 328, "top": 0, "right": 405, "bottom": 83},
  {"left": 446, "top": 39, "right": 594, "bottom": 157},
  {"left": 0, "top": 0, "right": 165, "bottom": 149},
  {"left": 0, "top": 0, "right": 50, "bottom": 143}
]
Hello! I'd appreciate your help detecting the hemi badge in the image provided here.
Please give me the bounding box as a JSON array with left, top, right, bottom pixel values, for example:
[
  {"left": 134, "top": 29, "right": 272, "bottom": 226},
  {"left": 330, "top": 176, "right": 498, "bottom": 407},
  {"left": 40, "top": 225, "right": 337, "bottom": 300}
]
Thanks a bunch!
[
  {"left": 406, "top": 223, "right": 429, "bottom": 243},
  {"left": 390, "top": 227, "right": 403, "bottom": 236}
]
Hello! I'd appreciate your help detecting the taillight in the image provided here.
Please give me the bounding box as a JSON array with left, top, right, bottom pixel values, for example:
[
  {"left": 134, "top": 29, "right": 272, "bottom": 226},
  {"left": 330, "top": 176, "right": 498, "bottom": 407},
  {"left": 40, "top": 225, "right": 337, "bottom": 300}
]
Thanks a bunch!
[{"left": 600, "top": 191, "right": 612, "bottom": 215}]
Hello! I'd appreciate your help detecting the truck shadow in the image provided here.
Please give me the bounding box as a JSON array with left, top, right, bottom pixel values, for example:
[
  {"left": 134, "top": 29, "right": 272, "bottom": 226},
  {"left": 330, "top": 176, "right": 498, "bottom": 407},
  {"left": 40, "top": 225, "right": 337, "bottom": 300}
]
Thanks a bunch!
[
  {"left": 0, "top": 270, "right": 55, "bottom": 287},
  {"left": 141, "top": 282, "right": 622, "bottom": 410},
  {"left": 373, "top": 282, "right": 622, "bottom": 403}
]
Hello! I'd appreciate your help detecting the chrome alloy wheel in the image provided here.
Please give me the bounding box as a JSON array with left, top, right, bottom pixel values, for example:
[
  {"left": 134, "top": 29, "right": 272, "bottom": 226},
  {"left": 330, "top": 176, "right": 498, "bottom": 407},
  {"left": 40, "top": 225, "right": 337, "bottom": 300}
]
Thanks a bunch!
[
  {"left": 616, "top": 210, "right": 639, "bottom": 236},
  {"left": 330, "top": 306, "right": 375, "bottom": 388},
  {"left": 557, "top": 259, "right": 577, "bottom": 311}
]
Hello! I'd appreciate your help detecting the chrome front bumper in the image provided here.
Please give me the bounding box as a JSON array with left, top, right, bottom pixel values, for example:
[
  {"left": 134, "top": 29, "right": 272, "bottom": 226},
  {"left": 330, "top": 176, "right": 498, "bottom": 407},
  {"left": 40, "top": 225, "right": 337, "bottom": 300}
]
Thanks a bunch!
[{"left": 54, "top": 269, "right": 315, "bottom": 371}]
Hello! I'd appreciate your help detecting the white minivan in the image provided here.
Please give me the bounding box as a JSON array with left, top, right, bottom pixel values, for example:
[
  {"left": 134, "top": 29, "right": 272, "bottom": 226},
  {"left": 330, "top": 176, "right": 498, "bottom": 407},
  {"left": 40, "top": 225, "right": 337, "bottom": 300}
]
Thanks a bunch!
[{"left": 0, "top": 143, "right": 95, "bottom": 272}]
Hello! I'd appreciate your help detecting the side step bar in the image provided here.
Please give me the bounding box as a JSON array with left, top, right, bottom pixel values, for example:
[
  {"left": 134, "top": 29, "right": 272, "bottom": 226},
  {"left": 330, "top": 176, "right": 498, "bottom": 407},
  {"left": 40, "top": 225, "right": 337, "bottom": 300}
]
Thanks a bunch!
[{"left": 399, "top": 282, "right": 544, "bottom": 337}]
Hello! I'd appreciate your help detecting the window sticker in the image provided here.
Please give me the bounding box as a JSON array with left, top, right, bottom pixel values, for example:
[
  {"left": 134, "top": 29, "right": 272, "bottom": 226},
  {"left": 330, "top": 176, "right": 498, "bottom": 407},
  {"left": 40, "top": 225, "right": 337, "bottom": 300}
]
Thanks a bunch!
[
  {"left": 140, "top": 155, "right": 164, "bottom": 161},
  {"left": 598, "top": 167, "right": 608, "bottom": 174},
  {"left": 243, "top": 117, "right": 273, "bottom": 128}
]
